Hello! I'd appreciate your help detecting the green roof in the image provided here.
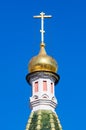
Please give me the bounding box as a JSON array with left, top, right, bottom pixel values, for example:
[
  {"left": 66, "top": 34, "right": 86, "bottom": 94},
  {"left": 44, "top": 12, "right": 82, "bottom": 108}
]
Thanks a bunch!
[{"left": 26, "top": 110, "right": 62, "bottom": 130}]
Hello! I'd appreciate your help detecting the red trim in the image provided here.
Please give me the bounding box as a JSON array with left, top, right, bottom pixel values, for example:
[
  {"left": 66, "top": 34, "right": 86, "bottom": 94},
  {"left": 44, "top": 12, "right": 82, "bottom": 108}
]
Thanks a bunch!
[{"left": 43, "top": 81, "right": 47, "bottom": 91}]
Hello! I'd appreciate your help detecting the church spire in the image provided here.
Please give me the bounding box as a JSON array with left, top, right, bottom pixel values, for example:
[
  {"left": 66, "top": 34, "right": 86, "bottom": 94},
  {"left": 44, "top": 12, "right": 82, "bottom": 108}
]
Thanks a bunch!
[
  {"left": 26, "top": 12, "right": 62, "bottom": 130},
  {"left": 28, "top": 12, "right": 58, "bottom": 74}
]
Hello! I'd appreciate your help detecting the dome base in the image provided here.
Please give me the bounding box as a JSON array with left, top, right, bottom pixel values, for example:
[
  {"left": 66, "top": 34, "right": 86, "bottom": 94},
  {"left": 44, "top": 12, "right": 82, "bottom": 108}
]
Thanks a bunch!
[{"left": 26, "top": 71, "right": 60, "bottom": 85}]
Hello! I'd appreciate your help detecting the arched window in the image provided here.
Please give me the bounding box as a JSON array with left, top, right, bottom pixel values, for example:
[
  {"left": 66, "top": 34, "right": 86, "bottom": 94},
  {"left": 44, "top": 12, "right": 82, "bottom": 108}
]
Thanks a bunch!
[
  {"left": 41, "top": 94, "right": 49, "bottom": 99},
  {"left": 52, "top": 96, "right": 55, "bottom": 100},
  {"left": 34, "top": 81, "right": 38, "bottom": 92},
  {"left": 43, "top": 81, "right": 47, "bottom": 91},
  {"left": 33, "top": 95, "right": 38, "bottom": 99}
]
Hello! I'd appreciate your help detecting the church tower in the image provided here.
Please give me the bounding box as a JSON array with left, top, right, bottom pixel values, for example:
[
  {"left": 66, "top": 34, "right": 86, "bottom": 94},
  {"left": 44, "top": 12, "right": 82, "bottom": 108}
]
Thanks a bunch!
[{"left": 26, "top": 12, "right": 62, "bottom": 130}]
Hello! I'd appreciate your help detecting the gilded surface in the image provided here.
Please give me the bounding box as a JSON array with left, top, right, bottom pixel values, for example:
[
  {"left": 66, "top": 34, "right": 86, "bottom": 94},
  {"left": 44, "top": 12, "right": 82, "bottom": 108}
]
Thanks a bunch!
[{"left": 29, "top": 43, "right": 58, "bottom": 73}]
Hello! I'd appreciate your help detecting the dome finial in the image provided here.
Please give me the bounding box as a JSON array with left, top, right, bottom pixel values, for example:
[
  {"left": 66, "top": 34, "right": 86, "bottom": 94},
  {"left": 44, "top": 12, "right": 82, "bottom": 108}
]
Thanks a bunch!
[
  {"left": 33, "top": 12, "right": 52, "bottom": 43},
  {"left": 40, "top": 42, "right": 45, "bottom": 48}
]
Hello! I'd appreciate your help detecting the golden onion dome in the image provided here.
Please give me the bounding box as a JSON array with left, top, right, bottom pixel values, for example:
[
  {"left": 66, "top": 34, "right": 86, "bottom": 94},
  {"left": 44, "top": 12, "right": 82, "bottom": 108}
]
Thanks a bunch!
[{"left": 28, "top": 43, "right": 58, "bottom": 73}]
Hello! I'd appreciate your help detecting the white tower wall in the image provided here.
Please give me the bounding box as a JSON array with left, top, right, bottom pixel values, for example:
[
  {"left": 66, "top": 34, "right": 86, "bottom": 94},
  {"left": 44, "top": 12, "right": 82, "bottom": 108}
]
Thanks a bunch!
[{"left": 30, "top": 76, "right": 57, "bottom": 112}]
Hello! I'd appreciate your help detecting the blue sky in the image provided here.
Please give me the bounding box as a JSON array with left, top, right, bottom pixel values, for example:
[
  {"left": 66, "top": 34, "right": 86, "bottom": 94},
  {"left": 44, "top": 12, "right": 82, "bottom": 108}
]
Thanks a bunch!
[{"left": 0, "top": 0, "right": 86, "bottom": 129}]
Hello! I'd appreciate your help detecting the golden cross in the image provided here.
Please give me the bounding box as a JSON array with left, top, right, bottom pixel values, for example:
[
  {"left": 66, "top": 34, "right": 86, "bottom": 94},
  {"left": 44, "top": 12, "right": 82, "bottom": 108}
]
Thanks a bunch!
[{"left": 33, "top": 12, "right": 52, "bottom": 43}]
